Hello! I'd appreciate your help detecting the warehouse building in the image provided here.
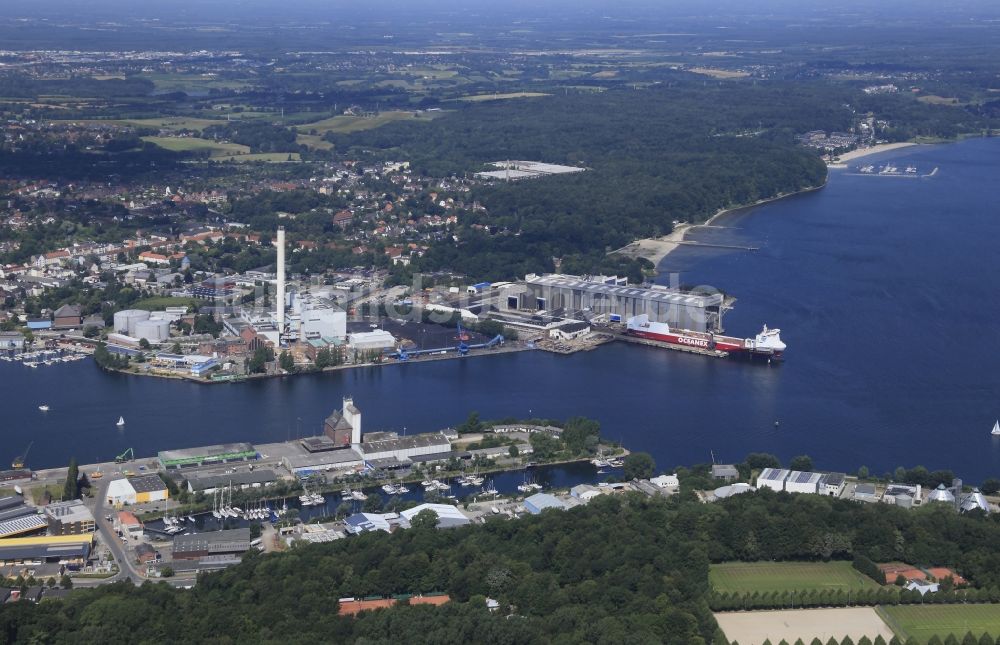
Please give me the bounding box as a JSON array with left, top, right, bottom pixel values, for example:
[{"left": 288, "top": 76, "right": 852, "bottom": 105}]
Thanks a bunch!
[
  {"left": 173, "top": 527, "right": 251, "bottom": 561},
  {"left": 105, "top": 475, "right": 169, "bottom": 507},
  {"left": 511, "top": 273, "right": 726, "bottom": 333},
  {"left": 0, "top": 331, "right": 25, "bottom": 352},
  {"left": 524, "top": 493, "right": 567, "bottom": 514},
  {"left": 360, "top": 432, "right": 452, "bottom": 462},
  {"left": 784, "top": 471, "right": 824, "bottom": 494},
  {"left": 159, "top": 443, "right": 257, "bottom": 469},
  {"left": 44, "top": 499, "right": 96, "bottom": 535},
  {"left": 347, "top": 329, "right": 396, "bottom": 354},
  {"left": 344, "top": 513, "right": 393, "bottom": 534},
  {"left": 0, "top": 513, "right": 48, "bottom": 539},
  {"left": 185, "top": 469, "right": 278, "bottom": 494},
  {"left": 0, "top": 534, "right": 93, "bottom": 566},
  {"left": 820, "top": 473, "right": 847, "bottom": 497},
  {"left": 756, "top": 468, "right": 790, "bottom": 492},
  {"left": 285, "top": 448, "right": 365, "bottom": 477},
  {"left": 400, "top": 503, "right": 471, "bottom": 529}
]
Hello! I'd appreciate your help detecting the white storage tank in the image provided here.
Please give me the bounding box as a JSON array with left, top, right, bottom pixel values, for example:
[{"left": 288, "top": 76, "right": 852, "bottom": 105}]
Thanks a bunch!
[
  {"left": 113, "top": 309, "right": 150, "bottom": 336},
  {"left": 133, "top": 319, "right": 170, "bottom": 343}
]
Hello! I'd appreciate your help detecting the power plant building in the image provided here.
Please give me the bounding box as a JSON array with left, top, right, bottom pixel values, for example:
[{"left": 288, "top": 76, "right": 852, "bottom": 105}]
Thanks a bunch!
[{"left": 509, "top": 273, "right": 725, "bottom": 333}]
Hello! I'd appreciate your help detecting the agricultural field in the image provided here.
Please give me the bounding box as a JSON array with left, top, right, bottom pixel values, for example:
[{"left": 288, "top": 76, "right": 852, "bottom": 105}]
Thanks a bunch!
[
  {"left": 879, "top": 605, "right": 1000, "bottom": 642},
  {"left": 455, "top": 91, "right": 551, "bottom": 102},
  {"left": 59, "top": 117, "right": 226, "bottom": 132},
  {"left": 688, "top": 66, "right": 750, "bottom": 79},
  {"left": 710, "top": 562, "right": 881, "bottom": 594},
  {"left": 716, "top": 607, "right": 895, "bottom": 645},
  {"left": 141, "top": 136, "right": 250, "bottom": 157},
  {"left": 137, "top": 72, "right": 252, "bottom": 93}
]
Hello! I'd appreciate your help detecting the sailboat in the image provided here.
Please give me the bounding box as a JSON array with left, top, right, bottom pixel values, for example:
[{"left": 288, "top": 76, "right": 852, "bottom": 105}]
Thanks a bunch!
[
  {"left": 116, "top": 416, "right": 125, "bottom": 427},
  {"left": 992, "top": 420, "right": 1000, "bottom": 436}
]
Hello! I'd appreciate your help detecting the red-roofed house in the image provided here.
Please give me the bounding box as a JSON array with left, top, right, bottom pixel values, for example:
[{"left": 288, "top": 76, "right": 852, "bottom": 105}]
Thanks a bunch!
[{"left": 138, "top": 251, "right": 170, "bottom": 266}]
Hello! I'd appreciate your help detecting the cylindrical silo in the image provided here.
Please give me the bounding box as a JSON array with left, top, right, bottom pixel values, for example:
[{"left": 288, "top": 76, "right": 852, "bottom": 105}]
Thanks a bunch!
[{"left": 113, "top": 309, "right": 150, "bottom": 336}]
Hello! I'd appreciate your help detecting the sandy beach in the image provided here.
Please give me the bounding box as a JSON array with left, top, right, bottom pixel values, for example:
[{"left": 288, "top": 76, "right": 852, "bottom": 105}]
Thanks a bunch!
[
  {"left": 831, "top": 142, "right": 917, "bottom": 163},
  {"left": 610, "top": 184, "right": 826, "bottom": 267}
]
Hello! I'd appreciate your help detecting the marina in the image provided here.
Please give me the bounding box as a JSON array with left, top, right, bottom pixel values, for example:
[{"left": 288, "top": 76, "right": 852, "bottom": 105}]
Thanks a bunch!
[{"left": 849, "top": 163, "right": 939, "bottom": 178}]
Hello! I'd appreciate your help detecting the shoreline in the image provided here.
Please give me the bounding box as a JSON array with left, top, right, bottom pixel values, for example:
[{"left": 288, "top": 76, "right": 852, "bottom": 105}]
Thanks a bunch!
[
  {"left": 98, "top": 342, "right": 534, "bottom": 384},
  {"left": 828, "top": 142, "right": 918, "bottom": 164},
  {"left": 611, "top": 183, "right": 827, "bottom": 267}
]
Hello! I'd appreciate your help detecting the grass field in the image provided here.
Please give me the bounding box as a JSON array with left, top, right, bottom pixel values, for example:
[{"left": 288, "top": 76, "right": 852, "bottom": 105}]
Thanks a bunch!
[
  {"left": 142, "top": 136, "right": 250, "bottom": 157},
  {"left": 295, "top": 133, "right": 334, "bottom": 150},
  {"left": 918, "top": 94, "right": 963, "bottom": 105},
  {"left": 710, "top": 562, "right": 881, "bottom": 594},
  {"left": 880, "top": 605, "right": 1000, "bottom": 642},
  {"left": 300, "top": 110, "right": 440, "bottom": 135},
  {"left": 212, "top": 152, "right": 301, "bottom": 163},
  {"left": 132, "top": 297, "right": 198, "bottom": 311}
]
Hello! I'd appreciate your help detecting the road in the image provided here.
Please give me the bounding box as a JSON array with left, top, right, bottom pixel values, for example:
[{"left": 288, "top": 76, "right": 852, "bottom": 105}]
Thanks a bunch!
[{"left": 91, "top": 476, "right": 144, "bottom": 585}]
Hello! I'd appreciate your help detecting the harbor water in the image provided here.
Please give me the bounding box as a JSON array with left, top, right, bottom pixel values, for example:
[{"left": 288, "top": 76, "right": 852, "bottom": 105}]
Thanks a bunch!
[{"left": 3, "top": 138, "right": 1000, "bottom": 481}]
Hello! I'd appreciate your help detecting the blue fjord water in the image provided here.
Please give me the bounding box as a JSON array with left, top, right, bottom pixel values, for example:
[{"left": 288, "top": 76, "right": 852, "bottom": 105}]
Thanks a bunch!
[{"left": 3, "top": 138, "right": 999, "bottom": 481}]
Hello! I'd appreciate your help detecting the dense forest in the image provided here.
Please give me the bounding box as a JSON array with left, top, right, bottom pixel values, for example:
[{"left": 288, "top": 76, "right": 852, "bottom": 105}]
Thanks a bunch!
[
  {"left": 6, "top": 485, "right": 1000, "bottom": 643},
  {"left": 329, "top": 84, "right": 836, "bottom": 279}
]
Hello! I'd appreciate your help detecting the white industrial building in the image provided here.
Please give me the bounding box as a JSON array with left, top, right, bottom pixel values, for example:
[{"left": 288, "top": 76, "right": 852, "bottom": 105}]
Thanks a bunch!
[
  {"left": 299, "top": 306, "right": 346, "bottom": 341},
  {"left": 820, "top": 473, "right": 847, "bottom": 497},
  {"left": 348, "top": 330, "right": 396, "bottom": 353},
  {"left": 105, "top": 475, "right": 169, "bottom": 507},
  {"left": 510, "top": 273, "right": 726, "bottom": 333},
  {"left": 784, "top": 471, "right": 824, "bottom": 494},
  {"left": 400, "top": 503, "right": 471, "bottom": 529},
  {"left": 756, "top": 468, "right": 789, "bottom": 492},
  {"left": 650, "top": 474, "right": 680, "bottom": 490}
]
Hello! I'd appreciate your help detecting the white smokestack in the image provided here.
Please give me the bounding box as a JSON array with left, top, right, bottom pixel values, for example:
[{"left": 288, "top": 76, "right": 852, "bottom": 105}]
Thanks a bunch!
[{"left": 276, "top": 226, "right": 286, "bottom": 334}]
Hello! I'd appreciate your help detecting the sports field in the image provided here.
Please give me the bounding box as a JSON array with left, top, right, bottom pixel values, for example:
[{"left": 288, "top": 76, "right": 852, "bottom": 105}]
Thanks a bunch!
[
  {"left": 710, "top": 562, "right": 881, "bottom": 594},
  {"left": 880, "top": 605, "right": 1000, "bottom": 642},
  {"left": 716, "top": 607, "right": 894, "bottom": 645}
]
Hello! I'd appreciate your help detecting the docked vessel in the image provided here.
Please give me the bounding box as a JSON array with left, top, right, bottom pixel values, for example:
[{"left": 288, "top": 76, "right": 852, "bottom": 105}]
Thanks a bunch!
[{"left": 625, "top": 314, "right": 786, "bottom": 360}]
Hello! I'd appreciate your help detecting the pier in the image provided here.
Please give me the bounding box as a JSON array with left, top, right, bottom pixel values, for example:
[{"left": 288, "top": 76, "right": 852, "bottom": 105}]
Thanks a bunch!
[{"left": 673, "top": 240, "right": 759, "bottom": 252}]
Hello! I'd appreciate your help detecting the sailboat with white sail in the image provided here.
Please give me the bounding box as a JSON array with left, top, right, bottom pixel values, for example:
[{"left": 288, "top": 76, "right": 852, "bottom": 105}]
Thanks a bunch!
[{"left": 992, "top": 420, "right": 1000, "bottom": 436}]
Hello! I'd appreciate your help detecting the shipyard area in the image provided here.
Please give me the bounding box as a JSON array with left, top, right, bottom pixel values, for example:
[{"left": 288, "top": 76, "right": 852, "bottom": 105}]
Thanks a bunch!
[{"left": 3, "top": 222, "right": 787, "bottom": 387}]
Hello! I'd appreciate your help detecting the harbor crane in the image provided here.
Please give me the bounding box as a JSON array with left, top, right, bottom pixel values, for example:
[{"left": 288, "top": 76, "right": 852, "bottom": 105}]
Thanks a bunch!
[
  {"left": 114, "top": 447, "right": 135, "bottom": 464},
  {"left": 11, "top": 441, "right": 33, "bottom": 469}
]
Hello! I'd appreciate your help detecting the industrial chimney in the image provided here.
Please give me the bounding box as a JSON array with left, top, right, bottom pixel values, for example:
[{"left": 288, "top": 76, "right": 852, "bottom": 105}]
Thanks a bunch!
[{"left": 276, "top": 226, "right": 286, "bottom": 335}]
